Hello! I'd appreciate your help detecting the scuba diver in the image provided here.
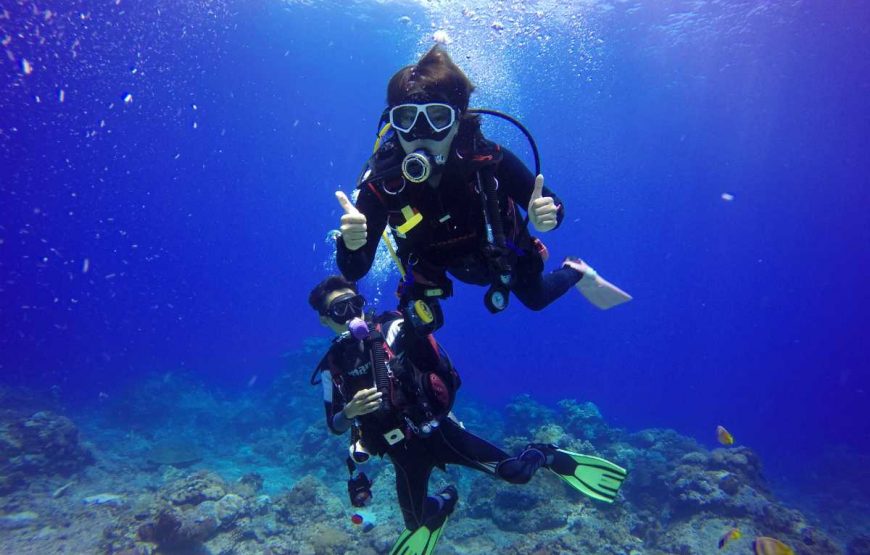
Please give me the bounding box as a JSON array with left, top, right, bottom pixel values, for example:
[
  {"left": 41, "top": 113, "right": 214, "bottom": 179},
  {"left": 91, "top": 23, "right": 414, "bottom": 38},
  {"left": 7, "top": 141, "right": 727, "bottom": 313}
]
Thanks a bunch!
[
  {"left": 335, "top": 45, "right": 631, "bottom": 335},
  {"left": 308, "top": 275, "right": 628, "bottom": 555}
]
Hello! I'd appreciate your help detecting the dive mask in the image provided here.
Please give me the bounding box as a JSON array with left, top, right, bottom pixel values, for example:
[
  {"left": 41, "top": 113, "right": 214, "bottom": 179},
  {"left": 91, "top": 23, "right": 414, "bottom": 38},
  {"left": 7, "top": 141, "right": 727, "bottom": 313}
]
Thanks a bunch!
[
  {"left": 389, "top": 102, "right": 456, "bottom": 135},
  {"left": 324, "top": 293, "right": 366, "bottom": 325}
]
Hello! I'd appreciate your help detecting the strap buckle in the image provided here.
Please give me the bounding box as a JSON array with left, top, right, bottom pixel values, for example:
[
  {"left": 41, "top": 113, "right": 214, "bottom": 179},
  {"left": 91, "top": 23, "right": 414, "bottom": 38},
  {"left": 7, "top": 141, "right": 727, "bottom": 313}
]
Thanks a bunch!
[{"left": 383, "top": 428, "right": 405, "bottom": 445}]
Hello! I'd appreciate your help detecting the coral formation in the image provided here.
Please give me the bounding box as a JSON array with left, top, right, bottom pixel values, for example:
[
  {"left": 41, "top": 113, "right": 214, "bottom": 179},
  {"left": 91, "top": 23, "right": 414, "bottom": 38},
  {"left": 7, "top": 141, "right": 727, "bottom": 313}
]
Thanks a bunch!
[
  {"left": 0, "top": 410, "right": 93, "bottom": 494},
  {"left": 0, "top": 378, "right": 861, "bottom": 555}
]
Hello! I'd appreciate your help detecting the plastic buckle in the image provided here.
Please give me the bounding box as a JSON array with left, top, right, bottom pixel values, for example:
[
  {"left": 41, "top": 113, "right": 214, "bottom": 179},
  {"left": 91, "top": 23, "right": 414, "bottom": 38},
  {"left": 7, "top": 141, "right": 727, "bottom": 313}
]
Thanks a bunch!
[{"left": 383, "top": 428, "right": 405, "bottom": 445}]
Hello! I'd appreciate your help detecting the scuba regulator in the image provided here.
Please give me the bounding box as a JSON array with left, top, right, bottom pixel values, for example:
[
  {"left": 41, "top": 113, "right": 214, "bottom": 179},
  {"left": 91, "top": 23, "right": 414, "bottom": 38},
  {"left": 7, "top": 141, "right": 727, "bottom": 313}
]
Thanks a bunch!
[
  {"left": 401, "top": 149, "right": 447, "bottom": 184},
  {"left": 476, "top": 159, "right": 515, "bottom": 314},
  {"left": 471, "top": 109, "right": 541, "bottom": 314}
]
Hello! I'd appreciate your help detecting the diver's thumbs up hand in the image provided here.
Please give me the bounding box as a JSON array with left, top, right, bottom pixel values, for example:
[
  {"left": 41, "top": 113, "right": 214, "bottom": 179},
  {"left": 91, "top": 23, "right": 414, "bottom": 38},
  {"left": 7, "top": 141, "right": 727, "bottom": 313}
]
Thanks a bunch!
[
  {"left": 336, "top": 191, "right": 367, "bottom": 251},
  {"left": 530, "top": 174, "right": 545, "bottom": 201},
  {"left": 336, "top": 191, "right": 359, "bottom": 215},
  {"left": 528, "top": 174, "right": 558, "bottom": 233}
]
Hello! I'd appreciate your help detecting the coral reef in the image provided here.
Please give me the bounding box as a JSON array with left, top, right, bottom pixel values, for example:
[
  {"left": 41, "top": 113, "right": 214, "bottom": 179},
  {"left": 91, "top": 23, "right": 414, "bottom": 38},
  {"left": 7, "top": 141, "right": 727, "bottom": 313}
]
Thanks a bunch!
[
  {"left": 0, "top": 380, "right": 861, "bottom": 555},
  {"left": 0, "top": 410, "right": 93, "bottom": 494},
  {"left": 504, "top": 394, "right": 555, "bottom": 434},
  {"left": 236, "top": 472, "right": 264, "bottom": 497},
  {"left": 466, "top": 395, "right": 848, "bottom": 555}
]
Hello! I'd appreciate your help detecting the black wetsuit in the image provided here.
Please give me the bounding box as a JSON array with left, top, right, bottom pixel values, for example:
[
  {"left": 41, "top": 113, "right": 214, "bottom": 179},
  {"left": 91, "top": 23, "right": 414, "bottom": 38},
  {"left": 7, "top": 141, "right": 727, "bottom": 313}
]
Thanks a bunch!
[
  {"left": 317, "top": 313, "right": 545, "bottom": 529},
  {"left": 336, "top": 133, "right": 582, "bottom": 311}
]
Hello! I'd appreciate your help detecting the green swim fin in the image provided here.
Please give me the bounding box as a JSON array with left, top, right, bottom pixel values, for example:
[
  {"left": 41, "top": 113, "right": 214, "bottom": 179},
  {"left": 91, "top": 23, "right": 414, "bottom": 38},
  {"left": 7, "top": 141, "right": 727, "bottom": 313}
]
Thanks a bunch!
[
  {"left": 389, "top": 515, "right": 449, "bottom": 555},
  {"left": 390, "top": 486, "right": 456, "bottom": 555},
  {"left": 547, "top": 448, "right": 627, "bottom": 503}
]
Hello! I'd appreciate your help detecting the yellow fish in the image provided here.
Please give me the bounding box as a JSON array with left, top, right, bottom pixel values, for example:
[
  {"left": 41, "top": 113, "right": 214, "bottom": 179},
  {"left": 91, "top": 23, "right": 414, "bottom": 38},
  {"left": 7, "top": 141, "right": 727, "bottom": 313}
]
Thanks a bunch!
[
  {"left": 717, "top": 425, "right": 734, "bottom": 446},
  {"left": 753, "top": 537, "right": 795, "bottom": 555},
  {"left": 718, "top": 527, "right": 741, "bottom": 549}
]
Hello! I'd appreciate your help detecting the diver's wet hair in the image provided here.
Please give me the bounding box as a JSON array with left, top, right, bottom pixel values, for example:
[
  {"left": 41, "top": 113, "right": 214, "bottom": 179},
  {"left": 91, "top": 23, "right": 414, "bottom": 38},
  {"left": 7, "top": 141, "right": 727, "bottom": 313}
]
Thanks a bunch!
[
  {"left": 387, "top": 46, "right": 475, "bottom": 111},
  {"left": 308, "top": 275, "right": 358, "bottom": 313}
]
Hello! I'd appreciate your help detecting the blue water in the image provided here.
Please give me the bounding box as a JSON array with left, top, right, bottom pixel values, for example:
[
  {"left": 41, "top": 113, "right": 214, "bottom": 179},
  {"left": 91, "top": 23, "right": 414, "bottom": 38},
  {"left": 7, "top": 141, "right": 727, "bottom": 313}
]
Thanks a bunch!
[{"left": 2, "top": 0, "right": 868, "bottom": 495}]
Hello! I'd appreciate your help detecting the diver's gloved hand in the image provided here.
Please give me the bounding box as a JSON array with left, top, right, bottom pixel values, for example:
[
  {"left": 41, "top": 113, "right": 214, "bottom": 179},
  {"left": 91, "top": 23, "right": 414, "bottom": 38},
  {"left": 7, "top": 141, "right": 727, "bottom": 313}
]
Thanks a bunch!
[
  {"left": 343, "top": 387, "right": 383, "bottom": 419},
  {"left": 336, "top": 191, "right": 367, "bottom": 251},
  {"left": 528, "top": 174, "right": 558, "bottom": 233}
]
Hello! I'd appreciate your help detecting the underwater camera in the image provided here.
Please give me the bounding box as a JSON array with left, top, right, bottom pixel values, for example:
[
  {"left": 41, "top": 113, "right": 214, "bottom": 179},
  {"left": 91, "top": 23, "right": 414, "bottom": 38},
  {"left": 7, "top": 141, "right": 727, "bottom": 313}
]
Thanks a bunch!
[{"left": 348, "top": 471, "right": 373, "bottom": 508}]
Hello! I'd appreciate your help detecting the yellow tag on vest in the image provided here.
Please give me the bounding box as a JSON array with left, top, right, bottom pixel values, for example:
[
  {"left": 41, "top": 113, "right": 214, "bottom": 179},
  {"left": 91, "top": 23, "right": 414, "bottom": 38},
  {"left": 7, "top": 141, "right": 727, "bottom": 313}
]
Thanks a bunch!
[{"left": 396, "top": 205, "right": 423, "bottom": 235}]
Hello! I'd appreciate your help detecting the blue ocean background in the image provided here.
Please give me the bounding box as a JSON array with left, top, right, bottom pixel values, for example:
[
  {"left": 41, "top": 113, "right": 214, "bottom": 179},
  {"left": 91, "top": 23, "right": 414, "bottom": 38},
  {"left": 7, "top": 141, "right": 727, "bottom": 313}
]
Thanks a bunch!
[{"left": 2, "top": 0, "right": 868, "bottom": 534}]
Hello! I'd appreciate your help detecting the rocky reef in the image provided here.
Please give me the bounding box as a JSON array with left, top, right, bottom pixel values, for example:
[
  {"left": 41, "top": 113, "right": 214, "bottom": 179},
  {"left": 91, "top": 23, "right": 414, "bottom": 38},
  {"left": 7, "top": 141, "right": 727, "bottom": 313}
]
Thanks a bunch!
[
  {"left": 457, "top": 398, "right": 846, "bottom": 555},
  {"left": 0, "top": 374, "right": 864, "bottom": 554},
  {"left": 0, "top": 409, "right": 94, "bottom": 495}
]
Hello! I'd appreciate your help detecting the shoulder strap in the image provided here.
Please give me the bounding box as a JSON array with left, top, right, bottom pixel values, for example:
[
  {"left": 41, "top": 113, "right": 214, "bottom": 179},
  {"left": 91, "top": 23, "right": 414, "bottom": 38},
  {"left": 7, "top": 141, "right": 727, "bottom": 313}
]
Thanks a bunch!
[
  {"left": 310, "top": 351, "right": 329, "bottom": 385},
  {"left": 456, "top": 133, "right": 504, "bottom": 174},
  {"left": 309, "top": 342, "right": 343, "bottom": 386},
  {"left": 357, "top": 136, "right": 405, "bottom": 190}
]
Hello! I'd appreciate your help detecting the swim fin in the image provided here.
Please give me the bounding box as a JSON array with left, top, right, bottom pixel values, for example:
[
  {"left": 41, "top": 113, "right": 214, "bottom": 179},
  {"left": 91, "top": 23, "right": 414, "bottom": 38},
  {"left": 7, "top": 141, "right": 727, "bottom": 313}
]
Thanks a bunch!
[
  {"left": 563, "top": 258, "right": 632, "bottom": 310},
  {"left": 389, "top": 486, "right": 456, "bottom": 555},
  {"left": 577, "top": 272, "right": 632, "bottom": 310},
  {"left": 545, "top": 447, "right": 628, "bottom": 503},
  {"left": 389, "top": 515, "right": 449, "bottom": 555}
]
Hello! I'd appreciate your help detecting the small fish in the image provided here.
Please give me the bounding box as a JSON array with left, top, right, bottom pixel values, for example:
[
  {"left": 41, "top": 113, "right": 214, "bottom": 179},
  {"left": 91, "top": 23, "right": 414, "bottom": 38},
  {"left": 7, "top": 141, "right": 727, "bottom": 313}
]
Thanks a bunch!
[
  {"left": 82, "top": 493, "right": 124, "bottom": 506},
  {"left": 52, "top": 482, "right": 74, "bottom": 499},
  {"left": 718, "top": 527, "right": 741, "bottom": 549},
  {"left": 753, "top": 537, "right": 794, "bottom": 555},
  {"left": 716, "top": 425, "right": 734, "bottom": 446}
]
